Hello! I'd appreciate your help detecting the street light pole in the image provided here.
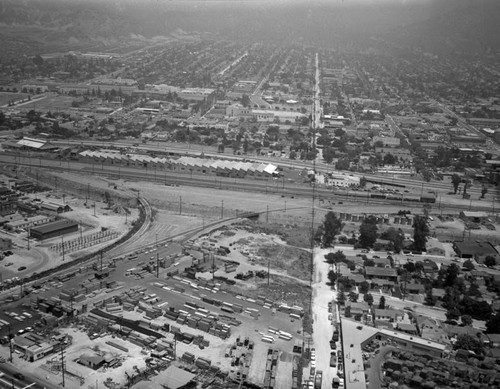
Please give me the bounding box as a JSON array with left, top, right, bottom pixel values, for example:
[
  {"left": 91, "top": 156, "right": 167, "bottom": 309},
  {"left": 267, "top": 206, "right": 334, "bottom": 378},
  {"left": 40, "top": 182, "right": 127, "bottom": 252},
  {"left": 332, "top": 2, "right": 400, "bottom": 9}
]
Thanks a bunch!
[{"left": 8, "top": 324, "right": 13, "bottom": 362}]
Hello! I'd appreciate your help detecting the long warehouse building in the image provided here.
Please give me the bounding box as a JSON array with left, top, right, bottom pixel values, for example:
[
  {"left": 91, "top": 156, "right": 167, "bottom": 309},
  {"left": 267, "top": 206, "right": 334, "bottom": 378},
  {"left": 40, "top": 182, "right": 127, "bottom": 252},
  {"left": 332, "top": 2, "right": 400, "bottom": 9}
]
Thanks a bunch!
[{"left": 30, "top": 219, "right": 79, "bottom": 240}]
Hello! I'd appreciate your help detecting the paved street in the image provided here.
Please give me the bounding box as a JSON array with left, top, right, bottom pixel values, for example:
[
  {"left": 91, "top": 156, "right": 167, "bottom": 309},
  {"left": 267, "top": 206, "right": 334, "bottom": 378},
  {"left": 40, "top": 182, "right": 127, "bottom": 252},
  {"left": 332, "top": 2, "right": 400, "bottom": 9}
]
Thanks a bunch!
[{"left": 312, "top": 248, "right": 338, "bottom": 388}]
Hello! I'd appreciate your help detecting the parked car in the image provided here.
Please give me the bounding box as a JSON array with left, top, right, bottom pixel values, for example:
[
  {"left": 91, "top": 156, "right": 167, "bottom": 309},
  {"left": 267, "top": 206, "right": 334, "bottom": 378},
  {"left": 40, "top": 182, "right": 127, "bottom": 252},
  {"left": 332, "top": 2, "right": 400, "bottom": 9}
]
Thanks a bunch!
[{"left": 18, "top": 266, "right": 27, "bottom": 271}]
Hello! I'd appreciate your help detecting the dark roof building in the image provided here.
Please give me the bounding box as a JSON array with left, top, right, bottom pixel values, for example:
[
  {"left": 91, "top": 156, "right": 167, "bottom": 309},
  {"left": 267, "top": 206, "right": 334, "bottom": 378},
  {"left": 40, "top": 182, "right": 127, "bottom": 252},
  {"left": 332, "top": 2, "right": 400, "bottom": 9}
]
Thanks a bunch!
[
  {"left": 364, "top": 266, "right": 398, "bottom": 281},
  {"left": 30, "top": 219, "right": 78, "bottom": 240},
  {"left": 453, "top": 241, "right": 498, "bottom": 260},
  {"left": 78, "top": 354, "right": 106, "bottom": 370}
]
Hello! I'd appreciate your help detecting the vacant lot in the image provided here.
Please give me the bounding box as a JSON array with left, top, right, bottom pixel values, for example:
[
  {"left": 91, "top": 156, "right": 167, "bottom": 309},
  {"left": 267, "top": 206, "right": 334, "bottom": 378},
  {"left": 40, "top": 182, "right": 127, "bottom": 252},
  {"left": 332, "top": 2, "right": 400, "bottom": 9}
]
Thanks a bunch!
[
  {"left": 16, "top": 94, "right": 75, "bottom": 111},
  {"left": 0, "top": 91, "right": 29, "bottom": 106}
]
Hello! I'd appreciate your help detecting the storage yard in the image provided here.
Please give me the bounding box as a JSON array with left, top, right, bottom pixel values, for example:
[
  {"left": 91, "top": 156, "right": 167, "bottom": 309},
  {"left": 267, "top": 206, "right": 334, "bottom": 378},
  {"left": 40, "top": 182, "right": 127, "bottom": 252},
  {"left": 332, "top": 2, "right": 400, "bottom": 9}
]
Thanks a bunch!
[{"left": 0, "top": 167, "right": 315, "bottom": 389}]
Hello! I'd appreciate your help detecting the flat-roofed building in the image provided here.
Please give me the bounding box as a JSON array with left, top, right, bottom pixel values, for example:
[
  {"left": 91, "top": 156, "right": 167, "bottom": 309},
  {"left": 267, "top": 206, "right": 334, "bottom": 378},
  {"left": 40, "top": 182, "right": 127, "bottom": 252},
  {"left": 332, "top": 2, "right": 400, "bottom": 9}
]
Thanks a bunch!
[
  {"left": 12, "top": 334, "right": 54, "bottom": 362},
  {"left": 30, "top": 219, "right": 79, "bottom": 240},
  {"left": 5, "top": 214, "right": 54, "bottom": 231},
  {"left": 453, "top": 241, "right": 498, "bottom": 259}
]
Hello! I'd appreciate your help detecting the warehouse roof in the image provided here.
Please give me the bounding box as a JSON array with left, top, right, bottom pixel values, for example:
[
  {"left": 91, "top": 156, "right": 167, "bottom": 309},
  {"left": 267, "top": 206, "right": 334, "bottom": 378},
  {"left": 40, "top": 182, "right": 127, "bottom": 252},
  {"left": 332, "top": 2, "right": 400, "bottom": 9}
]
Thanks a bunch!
[
  {"left": 17, "top": 137, "right": 46, "bottom": 149},
  {"left": 160, "top": 365, "right": 195, "bottom": 389},
  {"left": 30, "top": 219, "right": 78, "bottom": 234}
]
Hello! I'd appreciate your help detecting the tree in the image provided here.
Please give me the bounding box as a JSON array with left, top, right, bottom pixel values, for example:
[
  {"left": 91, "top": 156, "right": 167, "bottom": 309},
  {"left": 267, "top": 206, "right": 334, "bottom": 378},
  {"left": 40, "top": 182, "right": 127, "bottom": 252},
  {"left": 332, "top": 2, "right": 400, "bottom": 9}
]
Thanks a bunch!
[
  {"left": 443, "top": 286, "right": 461, "bottom": 310},
  {"left": 424, "top": 288, "right": 435, "bottom": 306},
  {"left": 337, "top": 291, "right": 346, "bottom": 306},
  {"left": 359, "top": 216, "right": 378, "bottom": 248},
  {"left": 412, "top": 215, "right": 429, "bottom": 252},
  {"left": 451, "top": 174, "right": 461, "bottom": 194},
  {"left": 328, "top": 270, "right": 338, "bottom": 285},
  {"left": 381, "top": 227, "right": 405, "bottom": 253},
  {"left": 323, "top": 147, "right": 335, "bottom": 164},
  {"left": 325, "top": 250, "right": 346, "bottom": 264},
  {"left": 403, "top": 261, "right": 416, "bottom": 273},
  {"left": 334, "top": 128, "right": 345, "bottom": 137},
  {"left": 321, "top": 212, "right": 343, "bottom": 247},
  {"left": 461, "top": 315, "right": 473, "bottom": 326},
  {"left": 484, "top": 256, "right": 497, "bottom": 267},
  {"left": 349, "top": 291, "right": 359, "bottom": 303},
  {"left": 241, "top": 94, "right": 251, "bottom": 108},
  {"left": 335, "top": 158, "right": 350, "bottom": 170},
  {"left": 364, "top": 293, "right": 374, "bottom": 306},
  {"left": 383, "top": 153, "right": 397, "bottom": 165},
  {"left": 463, "top": 259, "right": 475, "bottom": 271},
  {"left": 359, "top": 281, "right": 370, "bottom": 294},
  {"left": 378, "top": 296, "right": 386, "bottom": 309},
  {"left": 453, "top": 334, "right": 484, "bottom": 355},
  {"left": 481, "top": 187, "right": 488, "bottom": 199},
  {"left": 446, "top": 307, "right": 461, "bottom": 322},
  {"left": 444, "top": 264, "right": 460, "bottom": 287},
  {"left": 485, "top": 311, "right": 500, "bottom": 334}
]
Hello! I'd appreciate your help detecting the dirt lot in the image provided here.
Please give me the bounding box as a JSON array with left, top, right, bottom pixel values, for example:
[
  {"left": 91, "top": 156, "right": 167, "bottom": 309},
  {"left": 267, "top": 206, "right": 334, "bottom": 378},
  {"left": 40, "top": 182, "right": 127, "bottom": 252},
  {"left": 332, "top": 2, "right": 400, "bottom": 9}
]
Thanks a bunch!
[{"left": 15, "top": 94, "right": 76, "bottom": 111}]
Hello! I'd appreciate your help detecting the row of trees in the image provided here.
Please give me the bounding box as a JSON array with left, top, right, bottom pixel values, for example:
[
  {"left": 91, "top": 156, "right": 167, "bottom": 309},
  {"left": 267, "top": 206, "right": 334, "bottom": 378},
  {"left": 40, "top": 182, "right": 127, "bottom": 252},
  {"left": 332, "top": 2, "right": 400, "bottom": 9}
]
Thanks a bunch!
[{"left": 318, "top": 211, "right": 429, "bottom": 253}]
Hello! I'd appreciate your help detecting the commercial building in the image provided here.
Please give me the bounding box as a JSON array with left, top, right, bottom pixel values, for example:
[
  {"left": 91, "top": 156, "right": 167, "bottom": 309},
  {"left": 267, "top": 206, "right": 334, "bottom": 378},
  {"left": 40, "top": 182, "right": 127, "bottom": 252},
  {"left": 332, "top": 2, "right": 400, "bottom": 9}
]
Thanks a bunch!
[
  {"left": 0, "top": 237, "right": 12, "bottom": 251},
  {"left": 30, "top": 219, "right": 79, "bottom": 240},
  {"left": 459, "top": 211, "right": 489, "bottom": 223},
  {"left": 12, "top": 334, "right": 55, "bottom": 362},
  {"left": 5, "top": 215, "right": 54, "bottom": 231},
  {"left": 453, "top": 241, "right": 498, "bottom": 260}
]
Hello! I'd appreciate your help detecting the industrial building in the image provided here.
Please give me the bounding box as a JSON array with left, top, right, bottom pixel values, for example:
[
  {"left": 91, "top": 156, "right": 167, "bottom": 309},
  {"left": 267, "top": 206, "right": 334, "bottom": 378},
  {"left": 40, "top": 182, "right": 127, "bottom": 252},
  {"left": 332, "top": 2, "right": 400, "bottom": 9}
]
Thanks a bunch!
[
  {"left": 30, "top": 219, "right": 79, "bottom": 240},
  {"left": 12, "top": 334, "right": 55, "bottom": 362}
]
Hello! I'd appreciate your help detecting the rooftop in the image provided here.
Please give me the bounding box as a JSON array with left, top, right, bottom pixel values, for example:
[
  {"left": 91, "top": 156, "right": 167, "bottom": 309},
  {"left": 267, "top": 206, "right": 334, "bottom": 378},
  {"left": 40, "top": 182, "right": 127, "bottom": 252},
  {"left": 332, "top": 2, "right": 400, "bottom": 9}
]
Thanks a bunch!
[{"left": 364, "top": 266, "right": 398, "bottom": 277}]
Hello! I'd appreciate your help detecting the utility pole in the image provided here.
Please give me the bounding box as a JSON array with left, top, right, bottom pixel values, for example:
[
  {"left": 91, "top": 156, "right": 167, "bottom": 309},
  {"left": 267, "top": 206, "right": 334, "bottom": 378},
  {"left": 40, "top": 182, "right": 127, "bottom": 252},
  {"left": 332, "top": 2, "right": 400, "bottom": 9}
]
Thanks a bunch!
[
  {"left": 61, "top": 236, "right": 65, "bottom": 261},
  {"left": 266, "top": 205, "right": 269, "bottom": 223},
  {"left": 60, "top": 344, "right": 66, "bottom": 388},
  {"left": 267, "top": 256, "right": 270, "bottom": 286},
  {"left": 179, "top": 196, "right": 182, "bottom": 215},
  {"left": 221, "top": 200, "right": 224, "bottom": 219},
  {"left": 212, "top": 252, "right": 215, "bottom": 281},
  {"left": 156, "top": 253, "right": 159, "bottom": 278}
]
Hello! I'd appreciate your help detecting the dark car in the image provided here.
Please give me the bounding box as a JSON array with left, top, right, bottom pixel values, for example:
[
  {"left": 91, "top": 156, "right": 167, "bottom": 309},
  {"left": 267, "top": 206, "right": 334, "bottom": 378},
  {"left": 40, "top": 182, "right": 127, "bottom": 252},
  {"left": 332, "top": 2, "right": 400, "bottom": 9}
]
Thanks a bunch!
[
  {"left": 18, "top": 266, "right": 27, "bottom": 271},
  {"left": 13, "top": 372, "right": 25, "bottom": 380}
]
